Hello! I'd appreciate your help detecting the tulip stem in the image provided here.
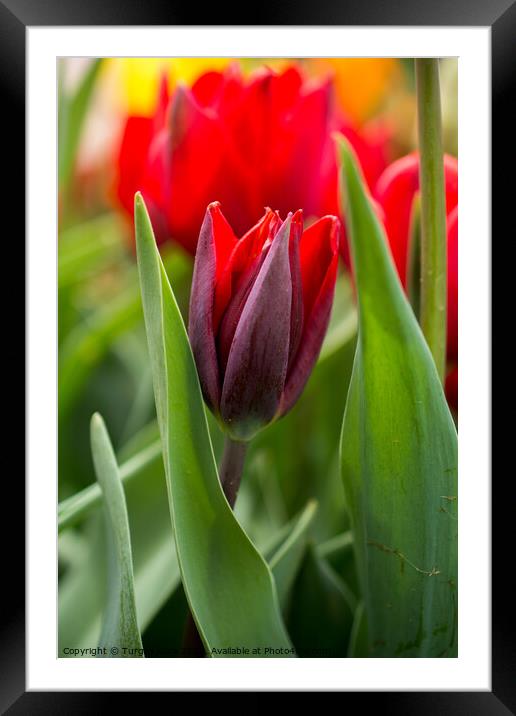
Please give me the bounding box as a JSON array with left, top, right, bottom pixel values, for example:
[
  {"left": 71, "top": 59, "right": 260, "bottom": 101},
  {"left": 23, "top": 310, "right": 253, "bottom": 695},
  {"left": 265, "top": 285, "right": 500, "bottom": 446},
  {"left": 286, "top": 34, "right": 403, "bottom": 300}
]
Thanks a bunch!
[
  {"left": 415, "top": 58, "right": 447, "bottom": 383},
  {"left": 407, "top": 191, "right": 422, "bottom": 319},
  {"left": 219, "top": 437, "right": 248, "bottom": 508},
  {"left": 180, "top": 437, "right": 247, "bottom": 656}
]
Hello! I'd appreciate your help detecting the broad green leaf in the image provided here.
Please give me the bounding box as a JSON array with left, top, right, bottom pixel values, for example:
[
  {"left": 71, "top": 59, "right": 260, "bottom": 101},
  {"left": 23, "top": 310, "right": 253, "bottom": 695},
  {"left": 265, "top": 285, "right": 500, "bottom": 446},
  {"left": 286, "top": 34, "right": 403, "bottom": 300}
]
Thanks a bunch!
[
  {"left": 337, "top": 137, "right": 458, "bottom": 657},
  {"left": 268, "top": 500, "right": 318, "bottom": 610},
  {"left": 90, "top": 413, "right": 143, "bottom": 656},
  {"left": 59, "top": 59, "right": 103, "bottom": 190},
  {"left": 287, "top": 544, "right": 355, "bottom": 657},
  {"left": 134, "top": 193, "right": 293, "bottom": 657}
]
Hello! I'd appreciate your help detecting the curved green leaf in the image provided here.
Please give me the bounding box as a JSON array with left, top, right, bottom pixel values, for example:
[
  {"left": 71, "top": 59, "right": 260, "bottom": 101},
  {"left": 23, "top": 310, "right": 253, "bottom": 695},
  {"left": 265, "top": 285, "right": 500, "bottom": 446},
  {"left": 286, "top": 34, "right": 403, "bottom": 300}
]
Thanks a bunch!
[
  {"left": 316, "top": 530, "right": 353, "bottom": 562},
  {"left": 287, "top": 544, "right": 355, "bottom": 657},
  {"left": 268, "top": 500, "right": 318, "bottom": 610},
  {"left": 58, "top": 513, "right": 106, "bottom": 654},
  {"left": 58, "top": 440, "right": 162, "bottom": 532},
  {"left": 316, "top": 530, "right": 359, "bottom": 598},
  {"left": 337, "top": 137, "right": 458, "bottom": 657},
  {"left": 134, "top": 193, "right": 293, "bottom": 657},
  {"left": 347, "top": 601, "right": 368, "bottom": 657},
  {"left": 90, "top": 413, "right": 143, "bottom": 657},
  {"left": 59, "top": 433, "right": 179, "bottom": 656}
]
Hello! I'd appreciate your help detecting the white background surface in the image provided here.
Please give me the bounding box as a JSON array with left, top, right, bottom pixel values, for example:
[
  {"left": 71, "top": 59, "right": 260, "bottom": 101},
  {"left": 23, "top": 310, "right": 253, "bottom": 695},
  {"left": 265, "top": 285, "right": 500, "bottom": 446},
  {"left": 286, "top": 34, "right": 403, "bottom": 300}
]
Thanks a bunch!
[{"left": 27, "top": 26, "right": 490, "bottom": 690}]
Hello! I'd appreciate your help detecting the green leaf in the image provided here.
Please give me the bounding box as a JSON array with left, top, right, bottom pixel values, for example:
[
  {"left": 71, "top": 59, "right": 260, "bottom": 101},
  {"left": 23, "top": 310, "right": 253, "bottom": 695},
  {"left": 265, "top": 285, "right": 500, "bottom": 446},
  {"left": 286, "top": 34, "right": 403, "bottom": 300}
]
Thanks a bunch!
[
  {"left": 268, "top": 500, "right": 318, "bottom": 611},
  {"left": 287, "top": 544, "right": 355, "bottom": 657},
  {"left": 90, "top": 413, "right": 144, "bottom": 656},
  {"left": 59, "top": 59, "right": 103, "bottom": 190},
  {"left": 317, "top": 531, "right": 360, "bottom": 600},
  {"left": 316, "top": 530, "right": 353, "bottom": 562},
  {"left": 347, "top": 601, "right": 368, "bottom": 657},
  {"left": 134, "top": 193, "right": 293, "bottom": 657},
  {"left": 58, "top": 440, "right": 162, "bottom": 532},
  {"left": 337, "top": 137, "right": 458, "bottom": 657},
  {"left": 59, "top": 513, "right": 107, "bottom": 653},
  {"left": 59, "top": 430, "right": 179, "bottom": 655}
]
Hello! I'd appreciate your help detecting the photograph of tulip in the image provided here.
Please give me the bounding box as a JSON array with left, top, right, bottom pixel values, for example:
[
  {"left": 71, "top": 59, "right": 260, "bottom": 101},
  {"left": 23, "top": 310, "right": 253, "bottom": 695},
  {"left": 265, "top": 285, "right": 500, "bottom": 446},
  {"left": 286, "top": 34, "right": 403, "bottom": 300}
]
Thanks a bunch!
[{"left": 58, "top": 57, "right": 458, "bottom": 659}]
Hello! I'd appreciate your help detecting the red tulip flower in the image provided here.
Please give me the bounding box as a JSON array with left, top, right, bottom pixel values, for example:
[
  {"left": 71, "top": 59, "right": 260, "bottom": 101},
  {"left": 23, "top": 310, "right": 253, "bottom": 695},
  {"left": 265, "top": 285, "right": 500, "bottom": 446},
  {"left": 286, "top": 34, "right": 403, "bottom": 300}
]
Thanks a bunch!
[
  {"left": 446, "top": 205, "right": 458, "bottom": 362},
  {"left": 188, "top": 203, "right": 340, "bottom": 440},
  {"left": 374, "top": 152, "right": 458, "bottom": 286},
  {"left": 373, "top": 152, "right": 458, "bottom": 408},
  {"left": 116, "top": 78, "right": 171, "bottom": 244},
  {"left": 115, "top": 64, "right": 389, "bottom": 255}
]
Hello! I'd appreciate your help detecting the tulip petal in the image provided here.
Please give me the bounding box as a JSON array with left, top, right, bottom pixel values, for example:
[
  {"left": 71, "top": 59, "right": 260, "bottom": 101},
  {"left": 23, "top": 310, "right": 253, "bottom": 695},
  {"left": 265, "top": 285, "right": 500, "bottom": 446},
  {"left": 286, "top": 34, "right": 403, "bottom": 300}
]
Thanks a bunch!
[
  {"left": 167, "top": 87, "right": 229, "bottom": 253},
  {"left": 154, "top": 72, "right": 171, "bottom": 129},
  {"left": 374, "top": 152, "right": 458, "bottom": 285},
  {"left": 191, "top": 70, "right": 226, "bottom": 109},
  {"left": 336, "top": 119, "right": 391, "bottom": 191},
  {"left": 116, "top": 116, "right": 154, "bottom": 217},
  {"left": 287, "top": 210, "right": 304, "bottom": 368},
  {"left": 213, "top": 208, "right": 279, "bottom": 332},
  {"left": 299, "top": 215, "right": 340, "bottom": 321},
  {"left": 374, "top": 153, "right": 420, "bottom": 282},
  {"left": 139, "top": 130, "right": 172, "bottom": 242},
  {"left": 281, "top": 216, "right": 340, "bottom": 415},
  {"left": 115, "top": 116, "right": 172, "bottom": 245},
  {"left": 217, "top": 249, "right": 269, "bottom": 373},
  {"left": 220, "top": 217, "right": 293, "bottom": 439},
  {"left": 222, "top": 67, "right": 315, "bottom": 222},
  {"left": 445, "top": 365, "right": 458, "bottom": 412},
  {"left": 167, "top": 84, "right": 257, "bottom": 249},
  {"left": 447, "top": 205, "right": 458, "bottom": 360},
  {"left": 192, "top": 63, "right": 243, "bottom": 113},
  {"left": 188, "top": 203, "right": 237, "bottom": 412},
  {"left": 115, "top": 79, "right": 171, "bottom": 242},
  {"left": 267, "top": 79, "right": 332, "bottom": 218}
]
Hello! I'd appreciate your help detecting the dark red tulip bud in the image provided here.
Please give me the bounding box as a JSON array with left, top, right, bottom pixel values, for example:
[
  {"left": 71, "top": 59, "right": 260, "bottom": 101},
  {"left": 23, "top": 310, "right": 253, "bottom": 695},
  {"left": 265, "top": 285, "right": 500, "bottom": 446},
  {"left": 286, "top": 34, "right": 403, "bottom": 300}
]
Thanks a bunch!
[{"left": 189, "top": 203, "right": 340, "bottom": 441}]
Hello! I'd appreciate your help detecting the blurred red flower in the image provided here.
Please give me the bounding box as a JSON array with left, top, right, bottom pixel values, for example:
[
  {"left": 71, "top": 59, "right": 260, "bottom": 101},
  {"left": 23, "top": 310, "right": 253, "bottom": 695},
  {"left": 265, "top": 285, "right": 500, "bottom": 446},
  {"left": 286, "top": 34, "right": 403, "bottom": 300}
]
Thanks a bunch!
[
  {"left": 115, "top": 64, "right": 391, "bottom": 255},
  {"left": 373, "top": 153, "right": 458, "bottom": 409}
]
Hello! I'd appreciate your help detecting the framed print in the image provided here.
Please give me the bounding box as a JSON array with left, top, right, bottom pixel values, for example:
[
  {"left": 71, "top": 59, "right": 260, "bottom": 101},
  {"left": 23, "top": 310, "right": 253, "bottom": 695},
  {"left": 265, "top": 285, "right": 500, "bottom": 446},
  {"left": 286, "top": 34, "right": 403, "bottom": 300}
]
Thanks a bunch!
[{"left": 3, "top": 0, "right": 508, "bottom": 708}]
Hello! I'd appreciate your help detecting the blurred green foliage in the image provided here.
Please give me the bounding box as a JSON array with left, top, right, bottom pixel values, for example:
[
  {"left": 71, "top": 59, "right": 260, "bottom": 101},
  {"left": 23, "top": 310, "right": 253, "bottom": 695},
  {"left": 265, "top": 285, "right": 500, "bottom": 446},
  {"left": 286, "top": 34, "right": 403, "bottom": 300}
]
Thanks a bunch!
[
  {"left": 58, "top": 190, "right": 358, "bottom": 655},
  {"left": 58, "top": 57, "right": 457, "bottom": 659}
]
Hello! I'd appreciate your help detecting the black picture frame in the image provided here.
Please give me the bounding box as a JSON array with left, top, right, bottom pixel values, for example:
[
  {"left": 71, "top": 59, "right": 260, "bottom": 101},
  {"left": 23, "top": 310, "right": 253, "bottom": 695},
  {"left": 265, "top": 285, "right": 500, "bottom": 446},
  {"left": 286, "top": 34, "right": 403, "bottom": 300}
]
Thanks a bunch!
[{"left": 4, "top": 0, "right": 506, "bottom": 709}]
